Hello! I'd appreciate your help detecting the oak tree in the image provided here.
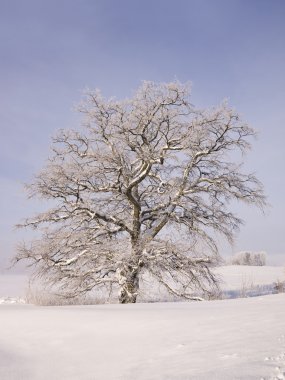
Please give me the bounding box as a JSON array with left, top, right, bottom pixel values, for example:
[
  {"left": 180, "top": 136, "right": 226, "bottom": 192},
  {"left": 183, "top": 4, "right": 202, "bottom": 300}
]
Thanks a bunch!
[{"left": 16, "top": 82, "right": 265, "bottom": 303}]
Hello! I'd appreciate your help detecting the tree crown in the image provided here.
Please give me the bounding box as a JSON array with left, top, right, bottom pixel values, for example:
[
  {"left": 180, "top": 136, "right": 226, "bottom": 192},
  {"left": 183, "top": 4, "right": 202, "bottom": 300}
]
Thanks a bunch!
[{"left": 16, "top": 81, "right": 265, "bottom": 302}]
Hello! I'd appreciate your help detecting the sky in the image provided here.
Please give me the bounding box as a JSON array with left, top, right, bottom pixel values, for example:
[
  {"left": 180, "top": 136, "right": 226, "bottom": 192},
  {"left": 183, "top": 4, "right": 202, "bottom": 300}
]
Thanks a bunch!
[{"left": 1, "top": 0, "right": 285, "bottom": 271}]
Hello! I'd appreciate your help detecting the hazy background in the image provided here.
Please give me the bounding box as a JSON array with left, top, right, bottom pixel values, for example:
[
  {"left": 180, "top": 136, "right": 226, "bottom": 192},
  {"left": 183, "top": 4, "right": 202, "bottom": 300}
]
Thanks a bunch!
[{"left": 1, "top": 0, "right": 285, "bottom": 272}]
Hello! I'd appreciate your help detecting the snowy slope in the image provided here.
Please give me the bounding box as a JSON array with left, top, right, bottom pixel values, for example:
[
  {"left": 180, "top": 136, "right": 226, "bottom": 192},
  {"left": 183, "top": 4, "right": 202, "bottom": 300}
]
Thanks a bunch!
[
  {"left": 216, "top": 265, "right": 285, "bottom": 291},
  {"left": 1, "top": 295, "right": 285, "bottom": 379},
  {"left": 1, "top": 267, "right": 285, "bottom": 379}
]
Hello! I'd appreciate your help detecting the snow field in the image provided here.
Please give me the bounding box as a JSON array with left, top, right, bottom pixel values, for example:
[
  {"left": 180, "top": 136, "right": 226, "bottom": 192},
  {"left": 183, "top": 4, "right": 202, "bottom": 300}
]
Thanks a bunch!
[
  {"left": 1, "top": 266, "right": 285, "bottom": 379},
  {"left": 1, "top": 295, "right": 285, "bottom": 379}
]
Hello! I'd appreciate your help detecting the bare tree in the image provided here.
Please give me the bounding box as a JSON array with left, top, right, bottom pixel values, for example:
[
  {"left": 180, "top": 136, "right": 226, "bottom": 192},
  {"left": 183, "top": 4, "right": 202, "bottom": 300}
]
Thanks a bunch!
[{"left": 15, "top": 81, "right": 265, "bottom": 303}]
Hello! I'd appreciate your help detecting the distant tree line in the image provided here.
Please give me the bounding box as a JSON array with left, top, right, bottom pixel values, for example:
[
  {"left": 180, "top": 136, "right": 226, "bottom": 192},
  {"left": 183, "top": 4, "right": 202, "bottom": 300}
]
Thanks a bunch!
[{"left": 230, "top": 251, "right": 267, "bottom": 266}]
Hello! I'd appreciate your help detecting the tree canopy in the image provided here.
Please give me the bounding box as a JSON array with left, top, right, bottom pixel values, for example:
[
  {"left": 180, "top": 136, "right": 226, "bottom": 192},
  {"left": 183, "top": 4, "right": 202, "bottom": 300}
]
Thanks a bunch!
[{"left": 15, "top": 81, "right": 265, "bottom": 303}]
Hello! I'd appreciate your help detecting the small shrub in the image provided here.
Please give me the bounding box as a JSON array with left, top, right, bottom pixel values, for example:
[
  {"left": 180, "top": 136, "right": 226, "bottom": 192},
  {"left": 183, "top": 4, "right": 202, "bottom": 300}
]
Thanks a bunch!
[{"left": 273, "top": 280, "right": 285, "bottom": 294}]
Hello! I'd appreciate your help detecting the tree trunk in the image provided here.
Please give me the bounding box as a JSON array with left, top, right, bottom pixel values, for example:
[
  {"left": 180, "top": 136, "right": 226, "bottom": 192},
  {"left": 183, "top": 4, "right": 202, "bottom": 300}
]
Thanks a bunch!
[
  {"left": 117, "top": 194, "right": 142, "bottom": 303},
  {"left": 117, "top": 263, "right": 140, "bottom": 303}
]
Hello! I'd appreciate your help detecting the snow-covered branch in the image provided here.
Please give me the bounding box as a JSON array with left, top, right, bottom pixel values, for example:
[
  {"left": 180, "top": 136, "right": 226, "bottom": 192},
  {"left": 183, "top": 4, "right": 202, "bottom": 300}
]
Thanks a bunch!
[{"left": 15, "top": 81, "right": 266, "bottom": 303}]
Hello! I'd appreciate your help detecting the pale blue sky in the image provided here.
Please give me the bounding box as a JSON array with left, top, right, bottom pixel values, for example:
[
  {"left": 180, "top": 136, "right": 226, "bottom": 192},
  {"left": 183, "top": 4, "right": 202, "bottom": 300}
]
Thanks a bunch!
[{"left": 1, "top": 0, "right": 285, "bottom": 270}]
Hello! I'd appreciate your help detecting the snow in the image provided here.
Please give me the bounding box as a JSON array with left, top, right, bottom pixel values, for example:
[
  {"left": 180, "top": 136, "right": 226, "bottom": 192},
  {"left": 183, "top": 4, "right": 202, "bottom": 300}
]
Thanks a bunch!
[
  {"left": 0, "top": 296, "right": 25, "bottom": 305},
  {"left": 216, "top": 265, "right": 285, "bottom": 291},
  {"left": 1, "top": 266, "right": 285, "bottom": 379},
  {"left": 1, "top": 296, "right": 285, "bottom": 379}
]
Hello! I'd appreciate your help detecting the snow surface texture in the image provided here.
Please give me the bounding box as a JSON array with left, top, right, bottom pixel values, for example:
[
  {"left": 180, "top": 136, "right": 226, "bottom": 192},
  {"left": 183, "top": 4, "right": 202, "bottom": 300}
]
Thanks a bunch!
[
  {"left": 0, "top": 266, "right": 285, "bottom": 379},
  {"left": 0, "top": 295, "right": 285, "bottom": 379}
]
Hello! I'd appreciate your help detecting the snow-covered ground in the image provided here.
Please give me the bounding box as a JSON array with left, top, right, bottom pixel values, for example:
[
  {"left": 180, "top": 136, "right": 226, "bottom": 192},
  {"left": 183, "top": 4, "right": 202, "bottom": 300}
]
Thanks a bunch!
[
  {"left": 1, "top": 295, "right": 285, "bottom": 379},
  {"left": 216, "top": 265, "right": 285, "bottom": 298},
  {"left": 0, "top": 266, "right": 285, "bottom": 379},
  {"left": 217, "top": 265, "right": 285, "bottom": 290}
]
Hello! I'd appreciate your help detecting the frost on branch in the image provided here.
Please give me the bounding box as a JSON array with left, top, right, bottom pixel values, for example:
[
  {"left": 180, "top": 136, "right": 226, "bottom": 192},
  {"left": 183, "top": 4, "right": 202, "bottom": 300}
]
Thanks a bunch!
[{"left": 14, "top": 81, "right": 266, "bottom": 303}]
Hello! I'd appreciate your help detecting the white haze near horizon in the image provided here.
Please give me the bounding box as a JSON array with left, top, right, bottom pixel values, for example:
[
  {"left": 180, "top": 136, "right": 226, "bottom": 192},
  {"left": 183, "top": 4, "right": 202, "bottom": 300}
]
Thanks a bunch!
[{"left": 1, "top": 0, "right": 285, "bottom": 272}]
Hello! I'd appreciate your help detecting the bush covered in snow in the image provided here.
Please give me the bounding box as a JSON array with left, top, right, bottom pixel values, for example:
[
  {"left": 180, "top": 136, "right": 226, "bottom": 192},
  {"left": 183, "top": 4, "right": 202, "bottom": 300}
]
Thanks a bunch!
[{"left": 230, "top": 251, "right": 267, "bottom": 266}]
